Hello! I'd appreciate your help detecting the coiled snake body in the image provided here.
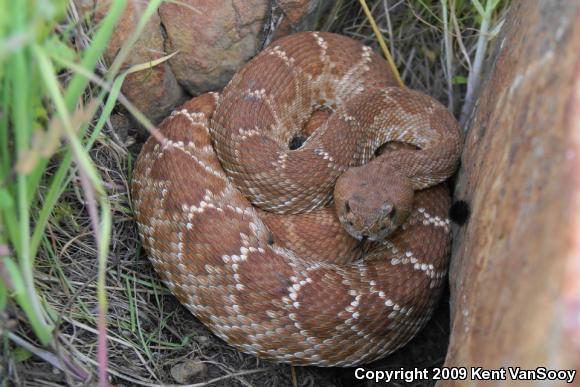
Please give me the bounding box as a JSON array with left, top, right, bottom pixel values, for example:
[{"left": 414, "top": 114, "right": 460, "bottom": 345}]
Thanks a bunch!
[{"left": 132, "top": 32, "right": 461, "bottom": 366}]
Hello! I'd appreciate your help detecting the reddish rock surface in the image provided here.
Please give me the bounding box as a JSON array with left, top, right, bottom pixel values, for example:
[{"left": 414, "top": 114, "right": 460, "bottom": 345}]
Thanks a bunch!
[
  {"left": 272, "top": 0, "right": 328, "bottom": 40},
  {"left": 159, "top": 0, "right": 331, "bottom": 94},
  {"left": 85, "top": 0, "right": 329, "bottom": 130},
  {"left": 92, "top": 0, "right": 185, "bottom": 126},
  {"left": 158, "top": 0, "right": 269, "bottom": 95},
  {"left": 442, "top": 0, "right": 580, "bottom": 384}
]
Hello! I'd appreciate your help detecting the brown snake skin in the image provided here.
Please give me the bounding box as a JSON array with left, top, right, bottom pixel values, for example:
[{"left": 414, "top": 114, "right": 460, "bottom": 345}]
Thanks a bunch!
[{"left": 132, "top": 32, "right": 462, "bottom": 366}]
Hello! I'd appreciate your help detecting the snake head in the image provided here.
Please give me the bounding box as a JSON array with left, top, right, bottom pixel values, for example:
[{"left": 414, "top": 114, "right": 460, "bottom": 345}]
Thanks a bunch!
[{"left": 334, "top": 161, "right": 414, "bottom": 241}]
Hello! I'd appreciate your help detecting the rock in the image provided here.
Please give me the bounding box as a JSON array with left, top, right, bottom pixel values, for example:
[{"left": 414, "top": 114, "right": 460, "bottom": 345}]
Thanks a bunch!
[
  {"left": 442, "top": 0, "right": 580, "bottom": 381},
  {"left": 194, "top": 335, "right": 211, "bottom": 349},
  {"left": 278, "top": 0, "right": 316, "bottom": 24},
  {"left": 170, "top": 359, "right": 208, "bottom": 384},
  {"left": 158, "top": 0, "right": 331, "bottom": 95},
  {"left": 109, "top": 113, "right": 131, "bottom": 143},
  {"left": 92, "top": 0, "right": 185, "bottom": 128},
  {"left": 271, "top": 0, "right": 333, "bottom": 41},
  {"left": 81, "top": 1, "right": 330, "bottom": 132},
  {"left": 158, "top": 0, "right": 268, "bottom": 95}
]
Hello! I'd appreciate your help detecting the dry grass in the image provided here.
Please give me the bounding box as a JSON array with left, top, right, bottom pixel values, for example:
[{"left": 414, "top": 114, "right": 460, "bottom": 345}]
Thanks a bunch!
[{"left": 1, "top": 0, "right": 509, "bottom": 386}]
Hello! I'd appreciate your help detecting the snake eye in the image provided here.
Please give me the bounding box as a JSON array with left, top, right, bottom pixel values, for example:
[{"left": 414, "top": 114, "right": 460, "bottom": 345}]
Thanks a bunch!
[
  {"left": 389, "top": 207, "right": 397, "bottom": 220},
  {"left": 345, "top": 201, "right": 351, "bottom": 213}
]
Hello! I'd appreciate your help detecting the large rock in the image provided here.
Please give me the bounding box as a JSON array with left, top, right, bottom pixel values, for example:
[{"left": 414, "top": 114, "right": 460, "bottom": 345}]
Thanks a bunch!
[
  {"left": 158, "top": 0, "right": 269, "bottom": 95},
  {"left": 159, "top": 0, "right": 331, "bottom": 95},
  {"left": 442, "top": 0, "right": 580, "bottom": 383},
  {"left": 91, "top": 0, "right": 185, "bottom": 126},
  {"left": 85, "top": 0, "right": 331, "bottom": 130}
]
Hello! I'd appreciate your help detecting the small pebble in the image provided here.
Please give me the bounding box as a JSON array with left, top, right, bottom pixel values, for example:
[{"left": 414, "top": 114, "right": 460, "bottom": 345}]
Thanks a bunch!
[
  {"left": 195, "top": 335, "right": 211, "bottom": 348},
  {"left": 170, "top": 359, "right": 208, "bottom": 383}
]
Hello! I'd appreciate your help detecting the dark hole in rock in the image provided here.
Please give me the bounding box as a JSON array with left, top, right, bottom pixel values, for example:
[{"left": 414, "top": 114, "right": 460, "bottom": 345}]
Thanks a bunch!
[{"left": 449, "top": 200, "right": 470, "bottom": 225}]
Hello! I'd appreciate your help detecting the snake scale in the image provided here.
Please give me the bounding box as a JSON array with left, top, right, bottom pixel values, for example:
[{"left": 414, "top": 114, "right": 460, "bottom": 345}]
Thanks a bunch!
[{"left": 132, "top": 32, "right": 462, "bottom": 366}]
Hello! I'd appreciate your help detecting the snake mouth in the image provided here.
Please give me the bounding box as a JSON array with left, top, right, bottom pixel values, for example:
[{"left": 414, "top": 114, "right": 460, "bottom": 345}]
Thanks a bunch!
[
  {"left": 338, "top": 203, "right": 397, "bottom": 242},
  {"left": 353, "top": 233, "right": 368, "bottom": 242},
  {"left": 356, "top": 231, "right": 374, "bottom": 241},
  {"left": 343, "top": 218, "right": 399, "bottom": 242},
  {"left": 342, "top": 221, "right": 381, "bottom": 242},
  {"left": 355, "top": 231, "right": 383, "bottom": 242}
]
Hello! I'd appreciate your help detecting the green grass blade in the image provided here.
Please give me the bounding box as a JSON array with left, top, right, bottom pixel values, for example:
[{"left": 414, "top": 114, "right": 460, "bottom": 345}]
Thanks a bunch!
[
  {"left": 106, "top": 0, "right": 164, "bottom": 80},
  {"left": 9, "top": 12, "right": 54, "bottom": 343},
  {"left": 0, "top": 256, "right": 52, "bottom": 344},
  {"left": 33, "top": 45, "right": 105, "bottom": 195}
]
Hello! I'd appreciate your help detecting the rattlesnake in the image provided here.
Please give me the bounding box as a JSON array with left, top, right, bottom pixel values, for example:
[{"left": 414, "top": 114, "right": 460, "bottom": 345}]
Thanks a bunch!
[{"left": 132, "top": 32, "right": 462, "bottom": 366}]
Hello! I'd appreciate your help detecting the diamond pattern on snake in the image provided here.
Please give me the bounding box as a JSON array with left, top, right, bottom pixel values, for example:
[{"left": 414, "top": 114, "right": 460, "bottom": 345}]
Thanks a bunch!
[{"left": 132, "top": 32, "right": 462, "bottom": 366}]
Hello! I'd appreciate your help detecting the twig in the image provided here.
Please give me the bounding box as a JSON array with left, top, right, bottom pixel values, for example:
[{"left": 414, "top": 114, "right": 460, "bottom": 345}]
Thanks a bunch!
[
  {"left": 382, "top": 0, "right": 395, "bottom": 62},
  {"left": 75, "top": 151, "right": 110, "bottom": 387},
  {"left": 450, "top": 0, "right": 472, "bottom": 72},
  {"left": 60, "top": 315, "right": 156, "bottom": 376},
  {"left": 183, "top": 368, "right": 272, "bottom": 387},
  {"left": 440, "top": 0, "right": 455, "bottom": 111},
  {"left": 459, "top": 0, "right": 500, "bottom": 126},
  {"left": 291, "top": 365, "right": 298, "bottom": 387},
  {"left": 6, "top": 332, "right": 90, "bottom": 382},
  {"left": 359, "top": 0, "right": 405, "bottom": 87}
]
